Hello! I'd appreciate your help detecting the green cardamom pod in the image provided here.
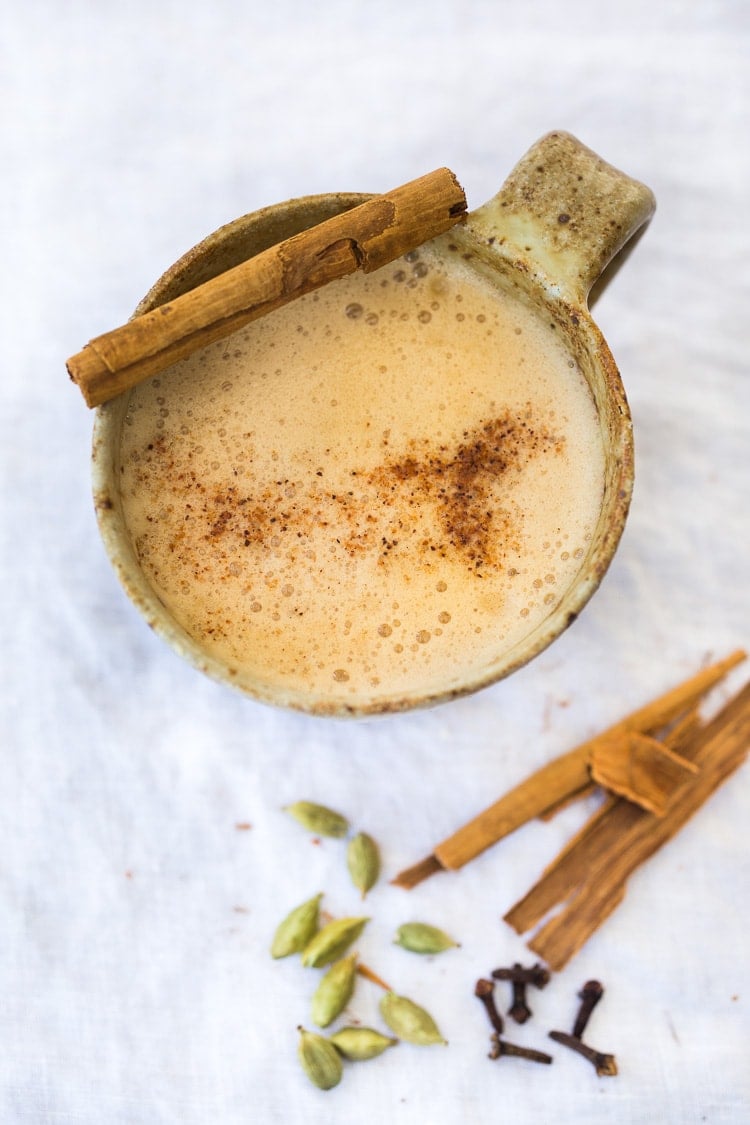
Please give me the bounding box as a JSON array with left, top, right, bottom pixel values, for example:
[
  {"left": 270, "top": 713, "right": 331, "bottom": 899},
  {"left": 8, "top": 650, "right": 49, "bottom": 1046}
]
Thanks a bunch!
[
  {"left": 329, "top": 1027, "right": 399, "bottom": 1060},
  {"left": 347, "top": 832, "right": 381, "bottom": 899},
  {"left": 297, "top": 1026, "right": 343, "bottom": 1090},
  {"left": 284, "top": 801, "right": 349, "bottom": 838},
  {"left": 393, "top": 922, "right": 458, "bottom": 955},
  {"left": 311, "top": 954, "right": 358, "bottom": 1028},
  {"left": 301, "top": 916, "right": 369, "bottom": 968},
  {"left": 270, "top": 893, "right": 323, "bottom": 959},
  {"left": 379, "top": 992, "right": 447, "bottom": 1046}
]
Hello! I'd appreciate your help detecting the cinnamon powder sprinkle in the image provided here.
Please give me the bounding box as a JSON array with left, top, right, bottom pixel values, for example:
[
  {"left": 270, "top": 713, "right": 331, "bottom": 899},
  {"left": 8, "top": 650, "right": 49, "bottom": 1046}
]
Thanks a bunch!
[{"left": 131, "top": 409, "right": 562, "bottom": 579}]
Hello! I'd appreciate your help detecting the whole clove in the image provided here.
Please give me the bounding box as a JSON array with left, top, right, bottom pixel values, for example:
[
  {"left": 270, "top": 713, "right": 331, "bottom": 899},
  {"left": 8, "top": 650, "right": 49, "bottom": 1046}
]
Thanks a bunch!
[
  {"left": 491, "top": 962, "right": 550, "bottom": 1023},
  {"left": 509, "top": 977, "right": 532, "bottom": 1023},
  {"left": 474, "top": 978, "right": 504, "bottom": 1035},
  {"left": 572, "top": 980, "right": 604, "bottom": 1039},
  {"left": 491, "top": 962, "right": 551, "bottom": 988},
  {"left": 489, "top": 1033, "right": 553, "bottom": 1065},
  {"left": 548, "top": 1030, "right": 617, "bottom": 1076}
]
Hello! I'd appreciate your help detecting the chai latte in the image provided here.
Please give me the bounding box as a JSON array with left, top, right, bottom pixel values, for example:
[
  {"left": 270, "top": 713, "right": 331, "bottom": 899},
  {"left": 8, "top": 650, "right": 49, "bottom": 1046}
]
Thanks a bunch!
[{"left": 119, "top": 237, "right": 605, "bottom": 707}]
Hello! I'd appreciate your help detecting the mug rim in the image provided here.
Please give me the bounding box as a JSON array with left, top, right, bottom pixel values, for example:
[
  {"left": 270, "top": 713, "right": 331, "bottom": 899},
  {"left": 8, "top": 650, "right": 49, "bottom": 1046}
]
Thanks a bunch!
[{"left": 92, "top": 191, "right": 633, "bottom": 716}]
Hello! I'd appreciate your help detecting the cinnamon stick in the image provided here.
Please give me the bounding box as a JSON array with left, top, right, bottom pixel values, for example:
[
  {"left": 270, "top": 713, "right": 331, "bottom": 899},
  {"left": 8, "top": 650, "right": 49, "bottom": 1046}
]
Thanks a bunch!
[
  {"left": 540, "top": 707, "right": 703, "bottom": 821},
  {"left": 538, "top": 781, "right": 598, "bottom": 822},
  {"left": 502, "top": 713, "right": 702, "bottom": 935},
  {"left": 67, "top": 168, "right": 467, "bottom": 408},
  {"left": 506, "top": 680, "right": 750, "bottom": 969},
  {"left": 392, "top": 650, "right": 746, "bottom": 888},
  {"left": 589, "top": 731, "right": 698, "bottom": 816}
]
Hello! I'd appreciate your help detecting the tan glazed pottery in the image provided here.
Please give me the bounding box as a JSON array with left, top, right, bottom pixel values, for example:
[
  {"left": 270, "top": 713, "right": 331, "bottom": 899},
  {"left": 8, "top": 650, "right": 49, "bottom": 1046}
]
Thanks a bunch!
[{"left": 92, "top": 132, "right": 655, "bottom": 715}]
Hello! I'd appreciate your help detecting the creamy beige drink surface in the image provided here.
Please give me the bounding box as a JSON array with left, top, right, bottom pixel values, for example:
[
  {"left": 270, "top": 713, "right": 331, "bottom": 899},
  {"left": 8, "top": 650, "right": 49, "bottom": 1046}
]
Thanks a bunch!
[{"left": 119, "top": 238, "right": 605, "bottom": 706}]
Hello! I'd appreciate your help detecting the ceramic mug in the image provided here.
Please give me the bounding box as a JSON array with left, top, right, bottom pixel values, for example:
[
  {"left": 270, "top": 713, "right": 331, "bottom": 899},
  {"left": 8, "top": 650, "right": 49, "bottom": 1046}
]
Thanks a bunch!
[{"left": 92, "top": 132, "right": 655, "bottom": 715}]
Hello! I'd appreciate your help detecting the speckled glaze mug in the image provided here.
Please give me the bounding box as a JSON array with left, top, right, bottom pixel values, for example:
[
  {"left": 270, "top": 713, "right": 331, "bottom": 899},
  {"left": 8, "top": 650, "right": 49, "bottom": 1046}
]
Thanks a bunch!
[{"left": 92, "top": 132, "right": 655, "bottom": 715}]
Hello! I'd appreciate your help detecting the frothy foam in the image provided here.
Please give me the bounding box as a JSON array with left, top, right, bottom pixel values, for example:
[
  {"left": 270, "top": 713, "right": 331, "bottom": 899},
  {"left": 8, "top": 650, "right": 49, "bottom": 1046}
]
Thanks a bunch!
[{"left": 119, "top": 239, "right": 604, "bottom": 707}]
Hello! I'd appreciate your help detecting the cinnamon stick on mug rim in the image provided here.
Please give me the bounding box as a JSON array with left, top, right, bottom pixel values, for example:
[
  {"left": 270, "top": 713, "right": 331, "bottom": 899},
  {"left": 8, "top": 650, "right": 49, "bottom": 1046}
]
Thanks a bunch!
[{"left": 66, "top": 168, "right": 467, "bottom": 408}]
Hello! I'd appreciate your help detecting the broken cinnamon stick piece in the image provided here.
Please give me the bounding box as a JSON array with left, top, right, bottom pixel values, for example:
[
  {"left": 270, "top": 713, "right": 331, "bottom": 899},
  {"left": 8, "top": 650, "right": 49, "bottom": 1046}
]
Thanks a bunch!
[
  {"left": 67, "top": 167, "right": 467, "bottom": 407},
  {"left": 507, "top": 679, "right": 750, "bottom": 970},
  {"left": 590, "top": 731, "right": 698, "bottom": 816},
  {"left": 541, "top": 711, "right": 702, "bottom": 820},
  {"left": 391, "top": 650, "right": 746, "bottom": 888},
  {"left": 504, "top": 702, "right": 714, "bottom": 937}
]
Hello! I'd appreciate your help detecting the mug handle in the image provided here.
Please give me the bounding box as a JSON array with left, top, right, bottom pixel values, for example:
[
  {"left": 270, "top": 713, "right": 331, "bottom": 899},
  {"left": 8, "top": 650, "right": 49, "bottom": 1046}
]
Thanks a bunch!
[{"left": 465, "top": 131, "right": 656, "bottom": 306}]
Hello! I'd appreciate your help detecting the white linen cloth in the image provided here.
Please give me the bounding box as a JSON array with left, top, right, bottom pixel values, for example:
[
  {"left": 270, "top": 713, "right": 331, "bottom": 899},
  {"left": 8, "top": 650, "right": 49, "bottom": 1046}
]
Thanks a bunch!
[{"left": 2, "top": 2, "right": 748, "bottom": 1121}]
